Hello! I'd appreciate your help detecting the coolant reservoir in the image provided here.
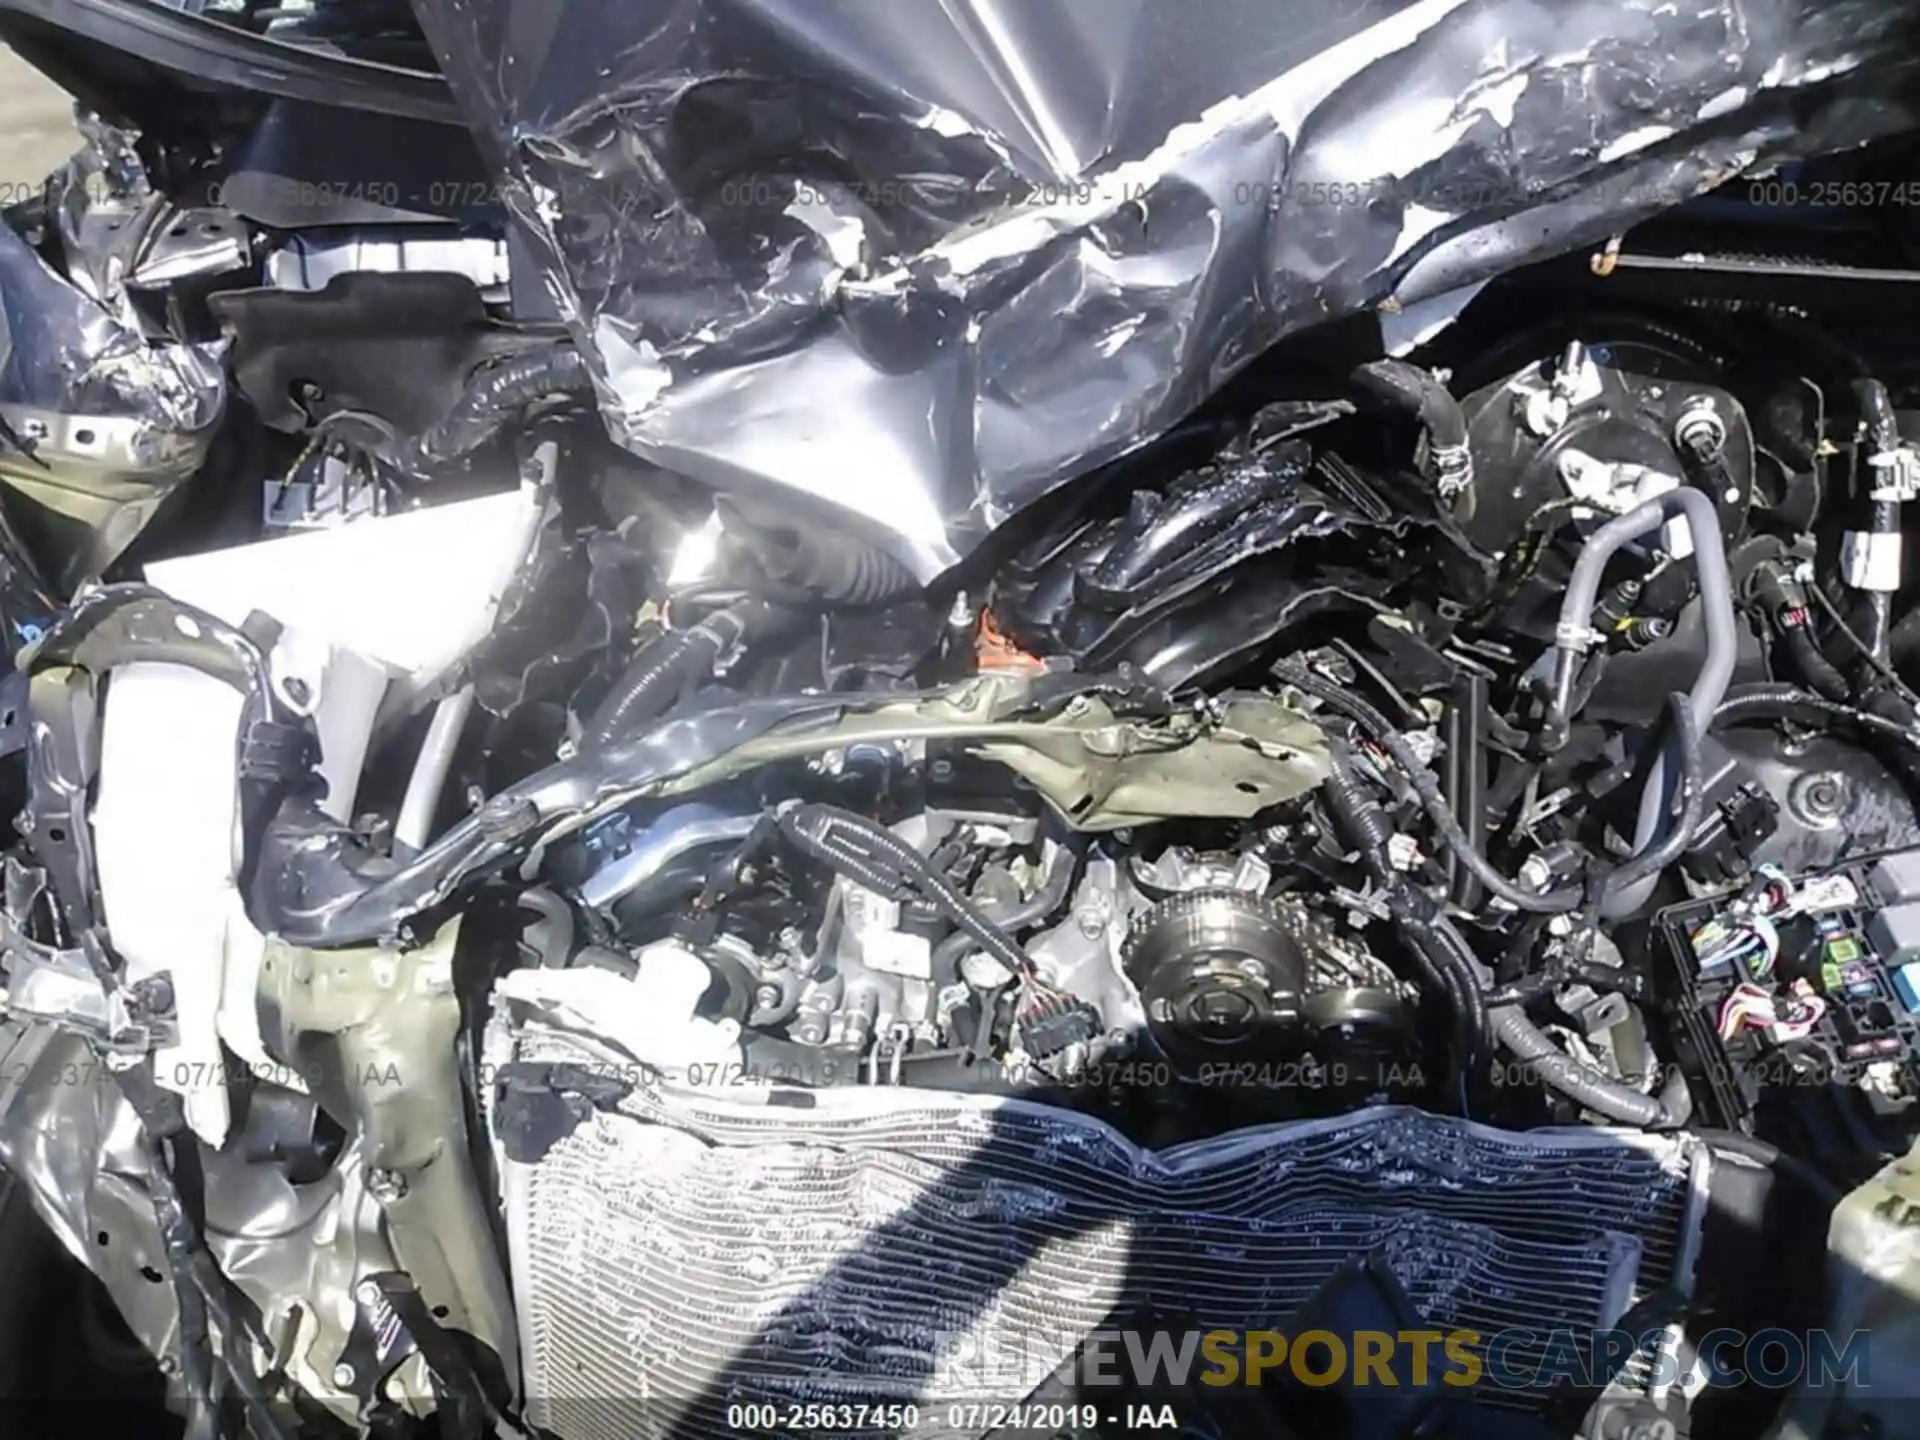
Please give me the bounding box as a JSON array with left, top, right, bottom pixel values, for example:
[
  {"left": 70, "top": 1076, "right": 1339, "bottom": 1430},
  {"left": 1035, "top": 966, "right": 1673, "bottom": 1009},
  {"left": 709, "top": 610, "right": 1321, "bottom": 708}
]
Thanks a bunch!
[{"left": 89, "top": 487, "right": 542, "bottom": 1146}]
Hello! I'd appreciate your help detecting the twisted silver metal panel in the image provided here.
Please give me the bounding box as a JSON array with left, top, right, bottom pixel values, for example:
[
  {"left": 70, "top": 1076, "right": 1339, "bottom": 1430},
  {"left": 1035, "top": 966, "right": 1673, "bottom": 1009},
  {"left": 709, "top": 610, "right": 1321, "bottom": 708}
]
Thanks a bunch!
[{"left": 499, "top": 1033, "right": 1703, "bottom": 1440}]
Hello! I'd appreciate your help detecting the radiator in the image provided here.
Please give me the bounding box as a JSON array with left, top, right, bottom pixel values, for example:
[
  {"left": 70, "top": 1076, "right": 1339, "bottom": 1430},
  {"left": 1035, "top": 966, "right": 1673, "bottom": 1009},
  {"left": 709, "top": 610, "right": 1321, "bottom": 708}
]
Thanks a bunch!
[{"left": 495, "top": 1028, "right": 1706, "bottom": 1440}]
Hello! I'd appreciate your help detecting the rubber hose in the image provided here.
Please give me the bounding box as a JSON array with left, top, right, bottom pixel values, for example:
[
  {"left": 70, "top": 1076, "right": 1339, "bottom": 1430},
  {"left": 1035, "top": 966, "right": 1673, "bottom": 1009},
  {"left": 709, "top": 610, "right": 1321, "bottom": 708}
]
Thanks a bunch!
[
  {"left": 1542, "top": 489, "right": 1735, "bottom": 917},
  {"left": 1400, "top": 902, "right": 1489, "bottom": 1076},
  {"left": 1352, "top": 358, "right": 1473, "bottom": 496},
  {"left": 1780, "top": 623, "right": 1851, "bottom": 702},
  {"left": 516, "top": 887, "right": 576, "bottom": 967},
  {"left": 1402, "top": 918, "right": 1483, "bottom": 1106},
  {"left": 581, "top": 600, "right": 777, "bottom": 748},
  {"left": 1546, "top": 488, "right": 1738, "bottom": 731},
  {"left": 1889, "top": 607, "right": 1920, "bottom": 679},
  {"left": 1691, "top": 1127, "right": 1845, "bottom": 1205},
  {"left": 730, "top": 519, "right": 918, "bottom": 606},
  {"left": 1443, "top": 673, "right": 1489, "bottom": 910},
  {"left": 394, "top": 343, "right": 592, "bottom": 472},
  {"left": 1391, "top": 930, "right": 1473, "bottom": 1106},
  {"left": 1595, "top": 693, "right": 1707, "bottom": 914},
  {"left": 1495, "top": 701, "right": 1701, "bottom": 1127},
  {"left": 1422, "top": 912, "right": 1491, "bottom": 1060},
  {"left": 1273, "top": 659, "right": 1582, "bottom": 912},
  {"left": 931, "top": 845, "right": 1079, "bottom": 988}
]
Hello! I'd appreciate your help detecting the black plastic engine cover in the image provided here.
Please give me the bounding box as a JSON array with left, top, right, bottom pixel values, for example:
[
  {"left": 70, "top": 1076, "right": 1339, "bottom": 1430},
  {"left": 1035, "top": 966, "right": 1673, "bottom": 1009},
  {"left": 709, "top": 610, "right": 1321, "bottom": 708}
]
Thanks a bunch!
[
  {"left": 210, "top": 272, "right": 533, "bottom": 435},
  {"left": 996, "top": 420, "right": 1429, "bottom": 691}
]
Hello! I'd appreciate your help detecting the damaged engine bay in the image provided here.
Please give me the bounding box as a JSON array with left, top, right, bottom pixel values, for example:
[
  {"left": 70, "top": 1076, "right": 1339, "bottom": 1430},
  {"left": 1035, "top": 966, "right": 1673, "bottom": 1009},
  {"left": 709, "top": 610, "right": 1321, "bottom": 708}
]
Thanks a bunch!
[{"left": 12, "top": 1, "right": 1920, "bottom": 1438}]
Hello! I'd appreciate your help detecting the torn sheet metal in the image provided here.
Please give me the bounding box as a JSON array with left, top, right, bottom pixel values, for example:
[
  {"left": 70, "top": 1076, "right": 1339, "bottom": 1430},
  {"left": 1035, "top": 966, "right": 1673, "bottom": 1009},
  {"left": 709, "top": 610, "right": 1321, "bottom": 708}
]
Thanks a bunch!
[
  {"left": 0, "top": 219, "right": 223, "bottom": 435},
  {"left": 0, "top": 125, "right": 228, "bottom": 589},
  {"left": 4, "top": 127, "right": 225, "bottom": 434},
  {"left": 413, "top": 0, "right": 1920, "bottom": 578}
]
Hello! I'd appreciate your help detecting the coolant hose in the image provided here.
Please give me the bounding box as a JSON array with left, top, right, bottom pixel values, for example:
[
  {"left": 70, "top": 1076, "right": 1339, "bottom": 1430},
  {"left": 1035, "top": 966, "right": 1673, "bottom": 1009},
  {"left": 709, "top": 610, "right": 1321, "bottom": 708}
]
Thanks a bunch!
[
  {"left": 1481, "top": 696, "right": 1700, "bottom": 1128},
  {"left": 1352, "top": 359, "right": 1473, "bottom": 498},
  {"left": 581, "top": 599, "right": 783, "bottom": 748},
  {"left": 1273, "top": 659, "right": 1582, "bottom": 913},
  {"left": 1594, "top": 693, "right": 1708, "bottom": 918},
  {"left": 392, "top": 343, "right": 592, "bottom": 472},
  {"left": 1393, "top": 901, "right": 1488, "bottom": 1104},
  {"left": 1543, "top": 488, "right": 1735, "bottom": 918},
  {"left": 1692, "top": 1127, "right": 1845, "bottom": 1205},
  {"left": 394, "top": 686, "right": 475, "bottom": 858}
]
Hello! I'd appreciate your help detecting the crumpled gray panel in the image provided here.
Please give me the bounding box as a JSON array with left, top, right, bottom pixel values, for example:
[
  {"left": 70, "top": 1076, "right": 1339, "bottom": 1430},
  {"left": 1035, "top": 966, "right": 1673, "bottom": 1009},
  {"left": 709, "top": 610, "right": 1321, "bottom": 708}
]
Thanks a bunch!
[
  {"left": 0, "top": 121, "right": 224, "bottom": 433},
  {"left": 412, "top": 0, "right": 1920, "bottom": 577}
]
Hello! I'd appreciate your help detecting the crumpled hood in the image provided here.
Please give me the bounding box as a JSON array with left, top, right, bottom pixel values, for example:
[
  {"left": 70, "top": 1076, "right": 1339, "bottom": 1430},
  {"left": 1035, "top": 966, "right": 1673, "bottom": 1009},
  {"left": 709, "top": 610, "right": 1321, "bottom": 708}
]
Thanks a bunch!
[{"left": 410, "top": 0, "right": 1920, "bottom": 579}]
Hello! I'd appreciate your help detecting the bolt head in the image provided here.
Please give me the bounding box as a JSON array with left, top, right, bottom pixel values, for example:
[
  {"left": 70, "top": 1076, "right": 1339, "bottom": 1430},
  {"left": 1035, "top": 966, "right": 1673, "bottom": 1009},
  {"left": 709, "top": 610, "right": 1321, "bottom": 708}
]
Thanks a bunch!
[
  {"left": 476, "top": 793, "right": 537, "bottom": 837},
  {"left": 332, "top": 1363, "right": 357, "bottom": 1388},
  {"left": 355, "top": 1281, "right": 381, "bottom": 1307}
]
